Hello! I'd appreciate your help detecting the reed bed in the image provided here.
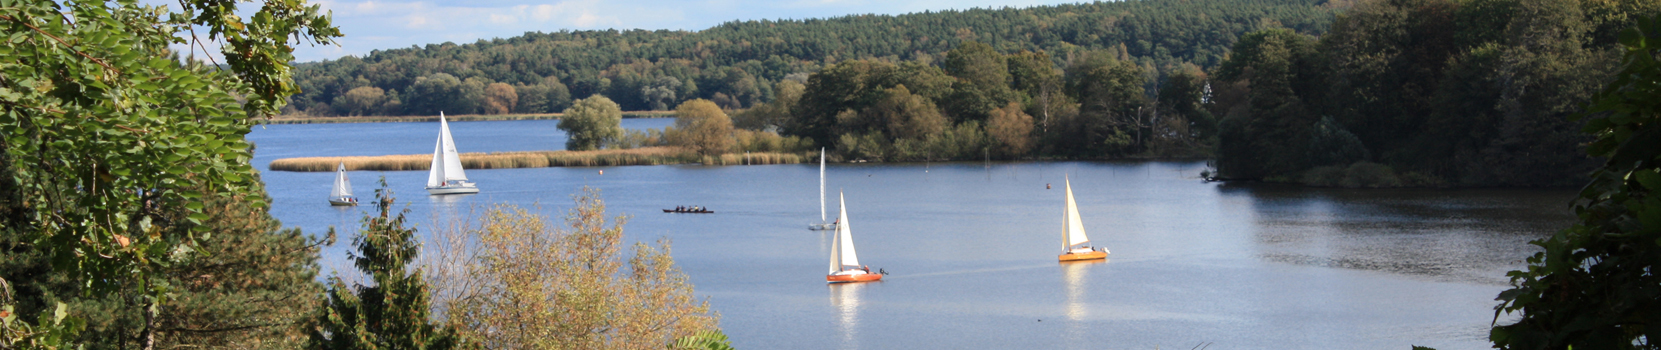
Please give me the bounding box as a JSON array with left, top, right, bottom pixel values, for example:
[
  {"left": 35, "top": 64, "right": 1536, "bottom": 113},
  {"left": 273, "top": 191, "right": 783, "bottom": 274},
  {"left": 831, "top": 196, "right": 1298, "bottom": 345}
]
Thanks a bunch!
[
  {"left": 702, "top": 152, "right": 805, "bottom": 166},
  {"left": 269, "top": 147, "right": 741, "bottom": 172}
]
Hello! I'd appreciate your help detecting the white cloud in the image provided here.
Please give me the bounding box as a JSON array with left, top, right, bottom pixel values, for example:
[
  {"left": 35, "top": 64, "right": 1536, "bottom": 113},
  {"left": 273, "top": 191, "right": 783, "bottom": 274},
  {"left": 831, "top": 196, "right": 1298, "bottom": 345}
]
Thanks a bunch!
[
  {"left": 488, "top": 13, "right": 517, "bottom": 24},
  {"left": 532, "top": 4, "right": 556, "bottom": 21},
  {"left": 355, "top": 1, "right": 382, "bottom": 13},
  {"left": 406, "top": 14, "right": 430, "bottom": 28}
]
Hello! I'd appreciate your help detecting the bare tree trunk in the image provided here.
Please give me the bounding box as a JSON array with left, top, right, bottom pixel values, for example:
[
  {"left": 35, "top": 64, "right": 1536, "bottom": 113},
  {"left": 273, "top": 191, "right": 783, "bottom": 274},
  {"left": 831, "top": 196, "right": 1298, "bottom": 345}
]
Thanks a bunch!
[{"left": 140, "top": 293, "right": 157, "bottom": 350}]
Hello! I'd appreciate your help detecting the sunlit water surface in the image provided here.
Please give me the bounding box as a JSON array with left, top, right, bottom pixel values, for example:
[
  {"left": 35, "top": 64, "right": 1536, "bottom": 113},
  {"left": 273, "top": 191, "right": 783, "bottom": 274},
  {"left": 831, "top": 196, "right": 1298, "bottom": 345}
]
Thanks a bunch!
[{"left": 248, "top": 118, "right": 1573, "bottom": 349}]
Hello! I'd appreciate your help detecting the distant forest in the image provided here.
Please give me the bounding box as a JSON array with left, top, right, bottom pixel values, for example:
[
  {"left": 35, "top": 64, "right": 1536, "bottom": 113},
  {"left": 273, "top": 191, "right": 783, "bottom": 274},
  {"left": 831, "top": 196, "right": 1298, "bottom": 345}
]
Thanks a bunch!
[
  {"left": 288, "top": 0, "right": 1660, "bottom": 187},
  {"left": 285, "top": 0, "right": 1339, "bottom": 116},
  {"left": 1209, "top": 0, "right": 1659, "bottom": 187}
]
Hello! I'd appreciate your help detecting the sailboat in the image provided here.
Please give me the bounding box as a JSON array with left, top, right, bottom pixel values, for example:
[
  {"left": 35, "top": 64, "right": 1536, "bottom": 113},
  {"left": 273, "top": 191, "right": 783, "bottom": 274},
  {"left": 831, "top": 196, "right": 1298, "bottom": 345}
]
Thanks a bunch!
[
  {"left": 328, "top": 162, "right": 357, "bottom": 206},
  {"left": 809, "top": 148, "right": 837, "bottom": 230},
  {"left": 828, "top": 191, "right": 882, "bottom": 283},
  {"left": 426, "top": 112, "right": 479, "bottom": 195},
  {"left": 1058, "top": 176, "right": 1109, "bottom": 262}
]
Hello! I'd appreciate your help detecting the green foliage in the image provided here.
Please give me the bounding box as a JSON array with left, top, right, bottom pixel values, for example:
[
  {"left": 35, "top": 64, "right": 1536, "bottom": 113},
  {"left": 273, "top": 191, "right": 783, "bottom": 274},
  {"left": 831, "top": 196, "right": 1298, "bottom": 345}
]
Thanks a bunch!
[
  {"left": 512, "top": 76, "right": 573, "bottom": 114},
  {"left": 1061, "top": 51, "right": 1150, "bottom": 156},
  {"left": 0, "top": 302, "right": 84, "bottom": 350},
  {"left": 941, "top": 41, "right": 1016, "bottom": 123},
  {"left": 1213, "top": 28, "right": 1325, "bottom": 179},
  {"left": 1306, "top": 116, "right": 1371, "bottom": 167},
  {"left": 670, "top": 330, "right": 735, "bottom": 350},
  {"left": 732, "top": 80, "right": 803, "bottom": 131},
  {"left": 0, "top": 0, "right": 338, "bottom": 347},
  {"left": 987, "top": 102, "right": 1035, "bottom": 157},
  {"left": 1490, "top": 15, "right": 1661, "bottom": 350},
  {"left": 402, "top": 73, "right": 480, "bottom": 116},
  {"left": 669, "top": 99, "right": 736, "bottom": 155},
  {"left": 1156, "top": 68, "right": 1216, "bottom": 145},
  {"left": 1213, "top": 0, "right": 1649, "bottom": 185},
  {"left": 334, "top": 87, "right": 389, "bottom": 116},
  {"left": 35, "top": 180, "right": 329, "bottom": 350},
  {"left": 285, "top": 0, "right": 1338, "bottom": 115},
  {"left": 559, "top": 95, "right": 626, "bottom": 151},
  {"left": 308, "top": 182, "right": 473, "bottom": 350},
  {"left": 791, "top": 60, "right": 954, "bottom": 147}
]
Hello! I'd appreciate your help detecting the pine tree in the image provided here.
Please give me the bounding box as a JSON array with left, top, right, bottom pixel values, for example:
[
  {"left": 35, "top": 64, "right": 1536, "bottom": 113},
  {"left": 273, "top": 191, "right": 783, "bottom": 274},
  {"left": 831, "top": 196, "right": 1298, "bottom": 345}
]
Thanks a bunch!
[
  {"left": 6, "top": 177, "right": 331, "bottom": 350},
  {"left": 308, "top": 181, "right": 473, "bottom": 350}
]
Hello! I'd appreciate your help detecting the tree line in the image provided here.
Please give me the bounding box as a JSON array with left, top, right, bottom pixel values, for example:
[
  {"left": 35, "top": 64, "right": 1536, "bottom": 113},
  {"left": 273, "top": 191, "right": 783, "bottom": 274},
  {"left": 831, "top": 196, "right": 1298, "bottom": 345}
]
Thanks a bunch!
[
  {"left": 282, "top": 0, "right": 1338, "bottom": 117},
  {"left": 0, "top": 1, "right": 726, "bottom": 349},
  {"left": 1210, "top": 0, "right": 1659, "bottom": 187}
]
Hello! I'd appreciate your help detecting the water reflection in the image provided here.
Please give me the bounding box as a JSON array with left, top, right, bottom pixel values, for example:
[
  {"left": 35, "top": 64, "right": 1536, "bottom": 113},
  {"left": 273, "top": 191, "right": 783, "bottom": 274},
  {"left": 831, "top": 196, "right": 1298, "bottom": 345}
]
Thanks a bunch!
[
  {"left": 1060, "top": 259, "right": 1104, "bottom": 349},
  {"left": 829, "top": 282, "right": 864, "bottom": 349},
  {"left": 427, "top": 193, "right": 475, "bottom": 205},
  {"left": 1060, "top": 260, "right": 1103, "bottom": 321}
]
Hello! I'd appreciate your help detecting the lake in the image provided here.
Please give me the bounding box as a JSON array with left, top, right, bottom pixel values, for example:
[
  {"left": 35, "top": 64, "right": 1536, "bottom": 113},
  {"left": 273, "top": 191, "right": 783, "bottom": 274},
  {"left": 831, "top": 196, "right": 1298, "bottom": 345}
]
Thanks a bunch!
[{"left": 248, "top": 118, "right": 1573, "bottom": 349}]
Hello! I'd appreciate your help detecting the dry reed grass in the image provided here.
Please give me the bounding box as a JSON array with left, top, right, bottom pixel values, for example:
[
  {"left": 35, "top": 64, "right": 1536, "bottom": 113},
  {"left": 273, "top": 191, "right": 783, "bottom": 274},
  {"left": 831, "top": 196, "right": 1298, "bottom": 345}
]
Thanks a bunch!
[
  {"left": 701, "top": 152, "right": 805, "bottom": 165},
  {"left": 269, "top": 146, "right": 798, "bottom": 172}
]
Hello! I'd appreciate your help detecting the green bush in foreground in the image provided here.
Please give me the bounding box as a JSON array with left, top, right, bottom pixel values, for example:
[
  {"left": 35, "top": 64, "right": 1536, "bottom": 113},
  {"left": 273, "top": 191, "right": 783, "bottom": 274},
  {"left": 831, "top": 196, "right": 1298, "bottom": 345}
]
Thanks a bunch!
[
  {"left": 308, "top": 182, "right": 474, "bottom": 350},
  {"left": 1490, "top": 15, "right": 1661, "bottom": 350}
]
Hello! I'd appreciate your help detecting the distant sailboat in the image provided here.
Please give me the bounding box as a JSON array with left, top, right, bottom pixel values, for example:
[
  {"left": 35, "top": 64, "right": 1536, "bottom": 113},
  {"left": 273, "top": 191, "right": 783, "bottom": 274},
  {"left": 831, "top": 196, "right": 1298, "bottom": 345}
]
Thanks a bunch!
[
  {"left": 426, "top": 112, "right": 479, "bottom": 195},
  {"left": 810, "top": 148, "right": 837, "bottom": 230},
  {"left": 328, "top": 162, "right": 357, "bottom": 206},
  {"left": 828, "top": 191, "right": 882, "bottom": 283},
  {"left": 1058, "top": 176, "right": 1108, "bottom": 262}
]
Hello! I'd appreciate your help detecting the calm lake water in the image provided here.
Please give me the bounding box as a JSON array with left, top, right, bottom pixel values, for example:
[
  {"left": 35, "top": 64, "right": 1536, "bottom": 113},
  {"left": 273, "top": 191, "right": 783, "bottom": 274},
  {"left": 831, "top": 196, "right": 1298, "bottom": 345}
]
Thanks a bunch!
[{"left": 247, "top": 118, "right": 1574, "bottom": 349}]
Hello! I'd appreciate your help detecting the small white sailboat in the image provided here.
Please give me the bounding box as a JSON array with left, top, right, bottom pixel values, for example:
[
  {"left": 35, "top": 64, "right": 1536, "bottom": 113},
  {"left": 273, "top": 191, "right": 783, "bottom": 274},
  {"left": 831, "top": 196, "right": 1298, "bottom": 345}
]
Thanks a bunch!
[
  {"left": 328, "top": 162, "right": 357, "bottom": 206},
  {"left": 810, "top": 148, "right": 837, "bottom": 230},
  {"left": 1058, "top": 176, "right": 1108, "bottom": 262},
  {"left": 828, "top": 191, "right": 881, "bottom": 283},
  {"left": 426, "top": 112, "right": 479, "bottom": 195}
]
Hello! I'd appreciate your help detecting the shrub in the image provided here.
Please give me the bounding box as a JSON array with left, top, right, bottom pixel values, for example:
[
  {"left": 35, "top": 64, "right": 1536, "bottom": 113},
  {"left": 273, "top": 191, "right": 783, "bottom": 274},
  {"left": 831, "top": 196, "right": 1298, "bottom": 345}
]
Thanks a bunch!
[
  {"left": 1301, "top": 166, "right": 1347, "bottom": 187},
  {"left": 435, "top": 189, "right": 721, "bottom": 349},
  {"left": 1340, "top": 162, "right": 1401, "bottom": 188}
]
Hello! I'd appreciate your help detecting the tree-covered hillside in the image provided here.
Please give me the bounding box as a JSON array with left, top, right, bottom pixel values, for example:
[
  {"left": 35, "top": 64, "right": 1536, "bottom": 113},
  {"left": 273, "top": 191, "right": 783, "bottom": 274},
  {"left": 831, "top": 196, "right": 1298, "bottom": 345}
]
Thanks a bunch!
[
  {"left": 1210, "top": 0, "right": 1660, "bottom": 187},
  {"left": 287, "top": 0, "right": 1339, "bottom": 116}
]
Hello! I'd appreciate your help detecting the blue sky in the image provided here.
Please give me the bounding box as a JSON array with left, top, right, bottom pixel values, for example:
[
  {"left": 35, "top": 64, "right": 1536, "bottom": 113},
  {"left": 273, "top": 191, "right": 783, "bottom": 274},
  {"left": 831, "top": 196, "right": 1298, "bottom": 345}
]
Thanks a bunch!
[{"left": 270, "top": 0, "right": 1087, "bottom": 62}]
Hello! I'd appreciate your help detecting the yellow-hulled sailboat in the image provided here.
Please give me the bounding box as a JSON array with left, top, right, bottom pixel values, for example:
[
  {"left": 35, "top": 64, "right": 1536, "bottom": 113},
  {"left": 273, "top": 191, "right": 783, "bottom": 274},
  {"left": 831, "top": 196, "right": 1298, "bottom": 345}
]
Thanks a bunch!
[
  {"left": 1058, "top": 176, "right": 1109, "bottom": 262},
  {"left": 828, "top": 191, "right": 882, "bottom": 283}
]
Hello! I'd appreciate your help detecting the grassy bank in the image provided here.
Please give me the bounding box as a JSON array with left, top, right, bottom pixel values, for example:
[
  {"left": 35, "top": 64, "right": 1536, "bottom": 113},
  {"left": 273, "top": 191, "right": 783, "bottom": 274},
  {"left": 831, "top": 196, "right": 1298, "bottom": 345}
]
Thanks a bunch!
[
  {"left": 265, "top": 111, "right": 676, "bottom": 124},
  {"left": 269, "top": 146, "right": 803, "bottom": 172}
]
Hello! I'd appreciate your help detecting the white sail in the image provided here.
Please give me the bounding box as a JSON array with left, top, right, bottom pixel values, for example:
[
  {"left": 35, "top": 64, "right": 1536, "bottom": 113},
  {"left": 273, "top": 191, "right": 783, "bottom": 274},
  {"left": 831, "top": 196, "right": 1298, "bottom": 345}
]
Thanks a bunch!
[
  {"left": 426, "top": 127, "right": 445, "bottom": 187},
  {"left": 438, "top": 113, "right": 468, "bottom": 182},
  {"left": 835, "top": 191, "right": 860, "bottom": 268},
  {"left": 819, "top": 147, "right": 827, "bottom": 222},
  {"left": 331, "top": 163, "right": 353, "bottom": 198},
  {"left": 1064, "top": 176, "right": 1090, "bottom": 248},
  {"left": 828, "top": 224, "right": 841, "bottom": 274}
]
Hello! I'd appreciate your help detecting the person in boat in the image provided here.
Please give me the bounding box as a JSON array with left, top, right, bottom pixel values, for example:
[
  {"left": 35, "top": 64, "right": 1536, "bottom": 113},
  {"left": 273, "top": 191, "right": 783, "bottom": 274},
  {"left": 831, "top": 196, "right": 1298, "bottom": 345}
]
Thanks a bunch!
[{"left": 862, "top": 265, "right": 870, "bottom": 273}]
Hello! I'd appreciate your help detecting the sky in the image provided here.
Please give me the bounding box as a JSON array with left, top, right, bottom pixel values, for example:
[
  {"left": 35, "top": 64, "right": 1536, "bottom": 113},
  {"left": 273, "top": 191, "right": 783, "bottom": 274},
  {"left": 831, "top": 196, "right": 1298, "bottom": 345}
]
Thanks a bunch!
[{"left": 258, "top": 0, "right": 1087, "bottom": 63}]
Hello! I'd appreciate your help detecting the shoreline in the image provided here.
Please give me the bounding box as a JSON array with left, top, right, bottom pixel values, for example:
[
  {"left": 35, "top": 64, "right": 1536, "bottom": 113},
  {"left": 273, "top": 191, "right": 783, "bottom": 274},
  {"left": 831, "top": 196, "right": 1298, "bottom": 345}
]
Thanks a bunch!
[
  {"left": 269, "top": 147, "right": 805, "bottom": 172},
  {"left": 263, "top": 111, "right": 676, "bottom": 125}
]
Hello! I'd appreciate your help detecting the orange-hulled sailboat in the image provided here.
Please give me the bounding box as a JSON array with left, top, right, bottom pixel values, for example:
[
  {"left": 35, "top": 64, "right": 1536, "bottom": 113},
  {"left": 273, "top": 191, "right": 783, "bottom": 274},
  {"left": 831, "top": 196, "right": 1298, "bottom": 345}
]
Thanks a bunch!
[
  {"left": 828, "top": 191, "right": 882, "bottom": 283},
  {"left": 1058, "top": 176, "right": 1109, "bottom": 262}
]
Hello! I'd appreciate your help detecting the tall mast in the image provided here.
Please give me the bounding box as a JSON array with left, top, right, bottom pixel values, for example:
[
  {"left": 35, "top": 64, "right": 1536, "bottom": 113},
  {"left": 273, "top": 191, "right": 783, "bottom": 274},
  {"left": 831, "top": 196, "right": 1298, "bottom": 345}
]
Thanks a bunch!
[{"left": 819, "top": 147, "right": 826, "bottom": 222}]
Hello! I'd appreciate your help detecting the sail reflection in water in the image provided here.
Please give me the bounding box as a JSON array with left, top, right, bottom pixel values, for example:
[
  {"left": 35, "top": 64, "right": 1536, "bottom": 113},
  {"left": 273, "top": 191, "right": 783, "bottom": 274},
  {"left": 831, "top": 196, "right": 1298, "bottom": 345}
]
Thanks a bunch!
[
  {"left": 1061, "top": 259, "right": 1104, "bottom": 349},
  {"left": 829, "top": 282, "right": 864, "bottom": 348},
  {"left": 426, "top": 192, "right": 474, "bottom": 206}
]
